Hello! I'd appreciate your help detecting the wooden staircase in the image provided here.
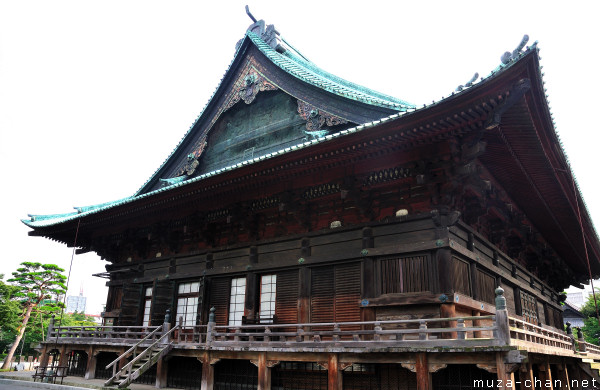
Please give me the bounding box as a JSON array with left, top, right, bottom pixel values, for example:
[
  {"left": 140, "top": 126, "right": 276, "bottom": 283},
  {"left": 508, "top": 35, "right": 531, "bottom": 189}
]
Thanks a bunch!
[{"left": 104, "top": 323, "right": 179, "bottom": 389}]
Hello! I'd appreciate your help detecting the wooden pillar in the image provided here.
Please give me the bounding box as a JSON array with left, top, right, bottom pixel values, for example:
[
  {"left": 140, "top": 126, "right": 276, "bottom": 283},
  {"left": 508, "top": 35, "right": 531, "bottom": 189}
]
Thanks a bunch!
[
  {"left": 200, "top": 353, "right": 214, "bottom": 390},
  {"left": 155, "top": 356, "right": 168, "bottom": 388},
  {"left": 538, "top": 360, "right": 554, "bottom": 390},
  {"left": 554, "top": 363, "right": 571, "bottom": 390},
  {"left": 84, "top": 346, "right": 96, "bottom": 379},
  {"left": 415, "top": 353, "right": 431, "bottom": 390},
  {"left": 472, "top": 311, "right": 482, "bottom": 338},
  {"left": 39, "top": 345, "right": 51, "bottom": 367},
  {"left": 245, "top": 272, "right": 258, "bottom": 322},
  {"left": 436, "top": 248, "right": 453, "bottom": 295},
  {"left": 299, "top": 267, "right": 311, "bottom": 323},
  {"left": 496, "top": 352, "right": 512, "bottom": 390},
  {"left": 118, "top": 347, "right": 127, "bottom": 371},
  {"left": 440, "top": 303, "right": 457, "bottom": 339},
  {"left": 328, "top": 354, "right": 342, "bottom": 390},
  {"left": 257, "top": 352, "right": 271, "bottom": 390}
]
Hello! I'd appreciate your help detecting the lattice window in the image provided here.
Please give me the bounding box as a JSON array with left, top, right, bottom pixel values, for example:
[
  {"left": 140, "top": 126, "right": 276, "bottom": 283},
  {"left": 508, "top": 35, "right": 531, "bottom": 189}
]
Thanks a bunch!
[
  {"left": 259, "top": 274, "right": 276, "bottom": 322},
  {"left": 229, "top": 277, "right": 246, "bottom": 326},
  {"left": 214, "top": 359, "right": 257, "bottom": 390},
  {"left": 142, "top": 287, "right": 153, "bottom": 327},
  {"left": 520, "top": 290, "right": 538, "bottom": 325},
  {"left": 343, "top": 363, "right": 417, "bottom": 390},
  {"left": 176, "top": 282, "right": 200, "bottom": 327},
  {"left": 272, "top": 362, "right": 327, "bottom": 390}
]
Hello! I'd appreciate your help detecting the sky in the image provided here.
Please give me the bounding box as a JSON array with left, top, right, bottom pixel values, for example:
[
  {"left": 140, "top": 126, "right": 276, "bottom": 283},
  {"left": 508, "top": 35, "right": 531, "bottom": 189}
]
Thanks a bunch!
[{"left": 1, "top": 1, "right": 599, "bottom": 315}]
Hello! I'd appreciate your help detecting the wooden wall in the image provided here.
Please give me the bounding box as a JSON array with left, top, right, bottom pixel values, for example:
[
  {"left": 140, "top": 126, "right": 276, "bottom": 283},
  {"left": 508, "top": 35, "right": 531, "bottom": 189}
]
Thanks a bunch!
[{"left": 103, "top": 214, "right": 564, "bottom": 331}]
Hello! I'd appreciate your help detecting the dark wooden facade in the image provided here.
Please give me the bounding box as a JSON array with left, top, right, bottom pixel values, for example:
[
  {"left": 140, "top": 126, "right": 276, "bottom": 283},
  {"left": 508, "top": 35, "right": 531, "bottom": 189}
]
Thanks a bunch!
[{"left": 26, "top": 20, "right": 600, "bottom": 390}]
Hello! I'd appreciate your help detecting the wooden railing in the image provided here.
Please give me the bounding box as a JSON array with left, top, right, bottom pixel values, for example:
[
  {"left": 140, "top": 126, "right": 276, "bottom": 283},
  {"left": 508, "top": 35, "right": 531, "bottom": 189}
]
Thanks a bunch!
[
  {"left": 206, "top": 316, "right": 498, "bottom": 349},
  {"left": 508, "top": 317, "right": 575, "bottom": 353},
  {"left": 48, "top": 325, "right": 161, "bottom": 341},
  {"left": 43, "top": 289, "right": 600, "bottom": 358}
]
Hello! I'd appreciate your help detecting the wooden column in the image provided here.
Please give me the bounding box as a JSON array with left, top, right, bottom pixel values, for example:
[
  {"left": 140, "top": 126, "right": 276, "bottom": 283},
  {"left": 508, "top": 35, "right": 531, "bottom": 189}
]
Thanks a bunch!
[
  {"left": 436, "top": 248, "right": 453, "bottom": 295},
  {"left": 299, "top": 267, "right": 311, "bottom": 323},
  {"left": 38, "top": 345, "right": 50, "bottom": 368},
  {"left": 84, "top": 346, "right": 96, "bottom": 379},
  {"left": 257, "top": 352, "right": 271, "bottom": 390},
  {"left": 440, "top": 303, "right": 457, "bottom": 339},
  {"left": 472, "top": 311, "right": 482, "bottom": 338},
  {"left": 245, "top": 272, "right": 258, "bottom": 321},
  {"left": 327, "top": 354, "right": 342, "bottom": 390},
  {"left": 200, "top": 353, "right": 215, "bottom": 390},
  {"left": 554, "top": 363, "right": 571, "bottom": 390},
  {"left": 155, "top": 356, "right": 168, "bottom": 388},
  {"left": 495, "top": 352, "right": 511, "bottom": 390},
  {"left": 538, "top": 360, "right": 554, "bottom": 390},
  {"left": 415, "top": 353, "right": 431, "bottom": 390}
]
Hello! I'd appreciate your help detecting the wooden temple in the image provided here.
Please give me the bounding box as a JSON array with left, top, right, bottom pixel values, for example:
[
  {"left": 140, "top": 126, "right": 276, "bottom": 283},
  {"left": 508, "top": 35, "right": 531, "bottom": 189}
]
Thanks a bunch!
[{"left": 24, "top": 13, "right": 600, "bottom": 390}]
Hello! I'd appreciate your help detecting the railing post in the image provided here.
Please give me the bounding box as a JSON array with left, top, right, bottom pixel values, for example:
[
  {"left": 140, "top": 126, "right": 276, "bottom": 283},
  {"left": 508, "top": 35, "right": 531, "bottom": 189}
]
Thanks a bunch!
[
  {"left": 419, "top": 320, "right": 428, "bottom": 341},
  {"left": 178, "top": 316, "right": 183, "bottom": 343},
  {"left": 296, "top": 326, "right": 304, "bottom": 342},
  {"left": 332, "top": 324, "right": 341, "bottom": 342},
  {"left": 566, "top": 322, "right": 577, "bottom": 352},
  {"left": 577, "top": 327, "right": 586, "bottom": 353},
  {"left": 494, "top": 287, "right": 510, "bottom": 346},
  {"left": 47, "top": 315, "right": 55, "bottom": 340},
  {"left": 374, "top": 322, "right": 382, "bottom": 342},
  {"left": 205, "top": 307, "right": 215, "bottom": 347},
  {"left": 161, "top": 309, "right": 172, "bottom": 345},
  {"left": 457, "top": 318, "right": 466, "bottom": 340}
]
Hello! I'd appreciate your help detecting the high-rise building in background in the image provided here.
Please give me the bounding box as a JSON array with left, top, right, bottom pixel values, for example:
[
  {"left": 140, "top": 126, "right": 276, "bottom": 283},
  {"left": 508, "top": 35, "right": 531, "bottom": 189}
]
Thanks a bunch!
[{"left": 66, "top": 285, "right": 87, "bottom": 313}]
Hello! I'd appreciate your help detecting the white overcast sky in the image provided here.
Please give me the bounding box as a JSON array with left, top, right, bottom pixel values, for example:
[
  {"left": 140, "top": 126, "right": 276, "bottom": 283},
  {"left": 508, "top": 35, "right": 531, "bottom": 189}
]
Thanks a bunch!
[{"left": 1, "top": 1, "right": 599, "bottom": 314}]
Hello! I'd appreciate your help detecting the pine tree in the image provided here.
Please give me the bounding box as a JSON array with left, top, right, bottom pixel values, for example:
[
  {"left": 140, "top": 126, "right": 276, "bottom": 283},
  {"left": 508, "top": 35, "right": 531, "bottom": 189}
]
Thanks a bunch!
[{"left": 1, "top": 262, "right": 66, "bottom": 369}]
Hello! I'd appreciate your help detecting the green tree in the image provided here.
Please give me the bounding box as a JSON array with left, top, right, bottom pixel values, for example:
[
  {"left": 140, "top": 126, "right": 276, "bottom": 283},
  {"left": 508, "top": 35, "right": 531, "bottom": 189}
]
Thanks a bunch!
[
  {"left": 579, "top": 289, "right": 600, "bottom": 345},
  {"left": 0, "top": 262, "right": 66, "bottom": 369},
  {"left": 0, "top": 277, "right": 22, "bottom": 355}
]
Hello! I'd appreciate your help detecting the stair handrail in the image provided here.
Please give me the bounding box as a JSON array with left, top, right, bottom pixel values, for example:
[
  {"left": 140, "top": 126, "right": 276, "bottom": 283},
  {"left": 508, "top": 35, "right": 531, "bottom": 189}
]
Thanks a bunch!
[
  {"left": 106, "top": 323, "right": 180, "bottom": 386},
  {"left": 104, "top": 324, "right": 163, "bottom": 371}
]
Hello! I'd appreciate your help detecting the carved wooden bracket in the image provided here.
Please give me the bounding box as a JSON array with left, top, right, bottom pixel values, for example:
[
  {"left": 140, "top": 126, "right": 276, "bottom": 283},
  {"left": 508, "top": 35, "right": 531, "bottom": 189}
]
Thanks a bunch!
[
  {"left": 476, "top": 363, "right": 497, "bottom": 374},
  {"left": 401, "top": 363, "right": 416, "bottom": 373},
  {"left": 224, "top": 65, "right": 278, "bottom": 111},
  {"left": 209, "top": 358, "right": 221, "bottom": 366},
  {"left": 339, "top": 362, "right": 353, "bottom": 371},
  {"left": 266, "top": 360, "right": 280, "bottom": 368},
  {"left": 316, "top": 361, "right": 328, "bottom": 370},
  {"left": 429, "top": 364, "right": 447, "bottom": 373},
  {"left": 297, "top": 100, "right": 348, "bottom": 133}
]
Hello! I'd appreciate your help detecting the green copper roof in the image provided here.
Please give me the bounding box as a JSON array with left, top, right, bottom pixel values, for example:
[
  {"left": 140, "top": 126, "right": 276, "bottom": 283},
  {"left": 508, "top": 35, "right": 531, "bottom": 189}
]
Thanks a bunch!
[
  {"left": 132, "top": 27, "right": 414, "bottom": 197},
  {"left": 246, "top": 31, "right": 414, "bottom": 110},
  {"left": 23, "top": 34, "right": 538, "bottom": 230}
]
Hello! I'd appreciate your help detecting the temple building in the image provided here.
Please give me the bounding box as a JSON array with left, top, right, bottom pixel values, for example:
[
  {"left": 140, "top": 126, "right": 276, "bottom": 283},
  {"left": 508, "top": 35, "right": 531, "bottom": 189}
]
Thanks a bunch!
[{"left": 24, "top": 12, "right": 600, "bottom": 390}]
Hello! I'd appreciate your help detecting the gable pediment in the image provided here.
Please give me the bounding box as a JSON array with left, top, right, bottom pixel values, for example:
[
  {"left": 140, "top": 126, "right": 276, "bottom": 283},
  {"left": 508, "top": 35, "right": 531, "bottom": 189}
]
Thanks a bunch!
[{"left": 138, "top": 31, "right": 408, "bottom": 195}]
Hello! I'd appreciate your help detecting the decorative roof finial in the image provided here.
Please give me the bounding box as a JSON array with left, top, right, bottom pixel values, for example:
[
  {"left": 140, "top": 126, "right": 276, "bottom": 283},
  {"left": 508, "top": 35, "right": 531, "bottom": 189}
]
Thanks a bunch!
[
  {"left": 237, "top": 5, "right": 286, "bottom": 53},
  {"left": 245, "top": 5, "right": 257, "bottom": 23},
  {"left": 500, "top": 34, "right": 529, "bottom": 65},
  {"left": 455, "top": 72, "right": 479, "bottom": 92}
]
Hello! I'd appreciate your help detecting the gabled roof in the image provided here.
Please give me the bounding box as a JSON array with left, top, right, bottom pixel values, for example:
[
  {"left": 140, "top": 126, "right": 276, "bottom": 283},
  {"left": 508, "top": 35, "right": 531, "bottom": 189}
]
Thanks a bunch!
[
  {"left": 21, "top": 40, "right": 532, "bottom": 230},
  {"left": 21, "top": 31, "right": 600, "bottom": 286},
  {"left": 134, "top": 21, "right": 414, "bottom": 196}
]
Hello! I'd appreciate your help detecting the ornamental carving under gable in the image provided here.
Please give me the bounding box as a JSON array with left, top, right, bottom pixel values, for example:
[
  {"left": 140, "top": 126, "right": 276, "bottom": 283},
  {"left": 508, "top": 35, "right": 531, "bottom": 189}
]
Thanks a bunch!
[{"left": 297, "top": 100, "right": 348, "bottom": 138}]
